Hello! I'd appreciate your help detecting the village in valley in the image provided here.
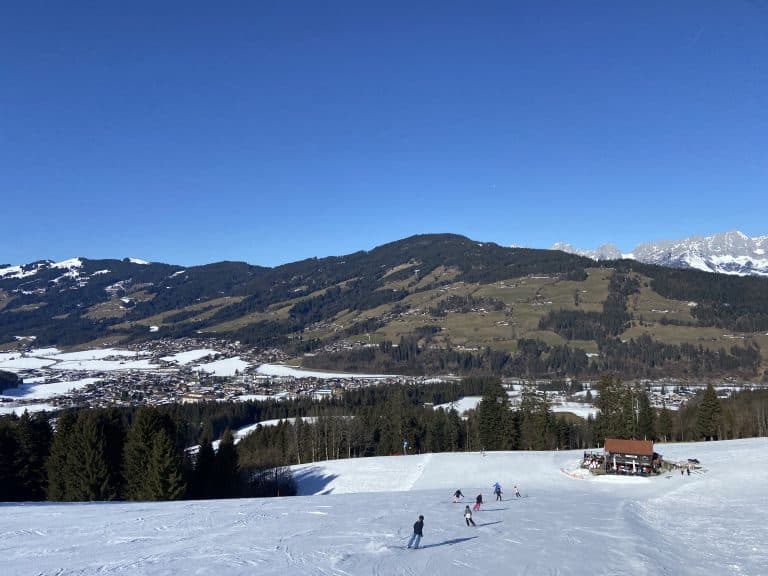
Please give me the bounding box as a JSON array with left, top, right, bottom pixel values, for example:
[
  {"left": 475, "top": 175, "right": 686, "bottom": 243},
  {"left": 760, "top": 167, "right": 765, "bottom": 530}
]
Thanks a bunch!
[{"left": 0, "top": 337, "right": 751, "bottom": 437}]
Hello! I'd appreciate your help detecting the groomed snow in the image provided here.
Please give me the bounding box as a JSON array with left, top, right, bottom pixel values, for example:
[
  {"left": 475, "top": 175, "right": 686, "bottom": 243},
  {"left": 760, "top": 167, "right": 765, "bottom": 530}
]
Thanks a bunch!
[
  {"left": 257, "top": 363, "right": 394, "bottom": 379},
  {"left": 2, "top": 438, "right": 766, "bottom": 575}
]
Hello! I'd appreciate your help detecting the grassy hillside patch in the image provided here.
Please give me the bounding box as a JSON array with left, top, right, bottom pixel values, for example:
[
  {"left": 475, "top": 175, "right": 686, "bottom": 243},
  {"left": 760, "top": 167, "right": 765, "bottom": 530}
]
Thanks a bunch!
[
  {"left": 621, "top": 323, "right": 759, "bottom": 350},
  {"left": 628, "top": 275, "right": 697, "bottom": 324},
  {"left": 84, "top": 297, "right": 130, "bottom": 320},
  {"left": 0, "top": 290, "right": 14, "bottom": 312},
  {"left": 413, "top": 265, "right": 460, "bottom": 289}
]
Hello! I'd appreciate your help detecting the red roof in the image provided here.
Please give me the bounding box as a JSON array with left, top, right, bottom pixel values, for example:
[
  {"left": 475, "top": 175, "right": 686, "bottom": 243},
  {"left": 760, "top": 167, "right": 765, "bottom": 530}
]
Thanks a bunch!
[{"left": 603, "top": 439, "right": 653, "bottom": 457}]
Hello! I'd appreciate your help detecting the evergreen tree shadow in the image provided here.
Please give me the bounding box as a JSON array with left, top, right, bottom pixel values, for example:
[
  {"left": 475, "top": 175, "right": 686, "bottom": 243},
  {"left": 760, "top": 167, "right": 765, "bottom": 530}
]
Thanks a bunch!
[
  {"left": 419, "top": 536, "right": 478, "bottom": 549},
  {"left": 476, "top": 520, "right": 503, "bottom": 527},
  {"left": 292, "top": 466, "right": 339, "bottom": 495}
]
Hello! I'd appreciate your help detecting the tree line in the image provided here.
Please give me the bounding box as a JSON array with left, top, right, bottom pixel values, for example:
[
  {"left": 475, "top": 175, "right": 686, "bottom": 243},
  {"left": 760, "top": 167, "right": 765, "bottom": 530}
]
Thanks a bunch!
[
  {"left": 3, "top": 376, "right": 767, "bottom": 502},
  {"left": 0, "top": 407, "right": 245, "bottom": 503}
]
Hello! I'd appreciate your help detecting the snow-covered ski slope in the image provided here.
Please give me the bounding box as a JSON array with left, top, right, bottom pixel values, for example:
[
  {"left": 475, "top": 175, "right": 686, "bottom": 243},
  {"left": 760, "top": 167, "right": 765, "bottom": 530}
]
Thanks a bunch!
[{"left": 2, "top": 438, "right": 766, "bottom": 575}]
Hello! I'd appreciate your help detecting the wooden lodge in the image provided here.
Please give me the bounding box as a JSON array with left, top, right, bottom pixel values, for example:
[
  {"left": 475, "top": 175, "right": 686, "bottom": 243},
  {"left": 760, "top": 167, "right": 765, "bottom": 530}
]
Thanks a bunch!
[{"left": 602, "top": 439, "right": 661, "bottom": 476}]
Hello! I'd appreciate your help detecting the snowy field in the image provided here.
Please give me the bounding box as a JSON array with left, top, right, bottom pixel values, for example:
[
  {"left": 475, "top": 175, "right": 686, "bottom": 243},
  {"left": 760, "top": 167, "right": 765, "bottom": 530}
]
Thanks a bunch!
[
  {"left": 256, "top": 363, "right": 394, "bottom": 379},
  {"left": 0, "top": 377, "right": 101, "bottom": 401},
  {"left": 2, "top": 438, "right": 766, "bottom": 575}
]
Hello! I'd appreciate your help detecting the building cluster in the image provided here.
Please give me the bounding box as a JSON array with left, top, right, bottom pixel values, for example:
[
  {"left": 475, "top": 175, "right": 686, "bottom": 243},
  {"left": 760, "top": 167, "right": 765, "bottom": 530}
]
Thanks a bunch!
[{"left": 1, "top": 338, "right": 432, "bottom": 413}]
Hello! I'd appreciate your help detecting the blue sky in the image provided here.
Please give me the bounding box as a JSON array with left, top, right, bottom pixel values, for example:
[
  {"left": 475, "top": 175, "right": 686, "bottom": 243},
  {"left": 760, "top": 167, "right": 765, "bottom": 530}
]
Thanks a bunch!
[{"left": 2, "top": 1, "right": 766, "bottom": 267}]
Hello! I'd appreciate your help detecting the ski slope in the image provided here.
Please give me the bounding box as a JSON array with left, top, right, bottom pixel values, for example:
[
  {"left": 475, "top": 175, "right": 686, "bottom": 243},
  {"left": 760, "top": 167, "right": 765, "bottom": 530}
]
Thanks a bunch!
[{"left": 2, "top": 438, "right": 766, "bottom": 575}]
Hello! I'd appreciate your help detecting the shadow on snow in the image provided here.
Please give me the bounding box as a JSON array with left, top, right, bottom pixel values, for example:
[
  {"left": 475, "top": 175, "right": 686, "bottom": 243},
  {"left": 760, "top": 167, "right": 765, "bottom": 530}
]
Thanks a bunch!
[
  {"left": 292, "top": 466, "right": 339, "bottom": 495},
  {"left": 419, "top": 536, "right": 478, "bottom": 549},
  {"left": 475, "top": 520, "right": 503, "bottom": 527}
]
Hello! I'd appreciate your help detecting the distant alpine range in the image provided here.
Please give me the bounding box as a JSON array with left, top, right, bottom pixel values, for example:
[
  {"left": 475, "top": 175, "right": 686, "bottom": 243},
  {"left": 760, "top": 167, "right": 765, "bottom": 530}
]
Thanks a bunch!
[{"left": 551, "top": 230, "right": 768, "bottom": 277}]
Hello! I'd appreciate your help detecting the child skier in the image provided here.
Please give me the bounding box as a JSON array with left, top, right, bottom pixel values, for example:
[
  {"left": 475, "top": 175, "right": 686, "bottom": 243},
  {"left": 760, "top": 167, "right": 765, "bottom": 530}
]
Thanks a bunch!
[
  {"left": 514, "top": 485, "right": 521, "bottom": 498},
  {"left": 464, "top": 505, "right": 476, "bottom": 527},
  {"left": 473, "top": 493, "right": 483, "bottom": 511},
  {"left": 493, "top": 482, "right": 503, "bottom": 501},
  {"left": 453, "top": 489, "right": 464, "bottom": 503}
]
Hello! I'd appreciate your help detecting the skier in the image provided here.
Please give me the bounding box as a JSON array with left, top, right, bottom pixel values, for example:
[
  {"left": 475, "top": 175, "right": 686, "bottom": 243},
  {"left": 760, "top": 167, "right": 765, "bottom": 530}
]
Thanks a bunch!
[
  {"left": 453, "top": 489, "right": 464, "bottom": 503},
  {"left": 514, "top": 485, "right": 521, "bottom": 498},
  {"left": 473, "top": 493, "right": 483, "bottom": 511},
  {"left": 407, "top": 515, "right": 424, "bottom": 549},
  {"left": 493, "top": 482, "right": 503, "bottom": 501},
  {"left": 464, "top": 505, "right": 476, "bottom": 527}
]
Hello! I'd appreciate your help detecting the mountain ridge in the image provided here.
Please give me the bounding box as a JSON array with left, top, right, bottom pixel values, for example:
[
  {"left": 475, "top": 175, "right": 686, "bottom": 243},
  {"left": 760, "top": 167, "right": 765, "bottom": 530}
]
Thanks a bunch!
[
  {"left": 2, "top": 233, "right": 767, "bottom": 380},
  {"left": 551, "top": 230, "right": 768, "bottom": 277}
]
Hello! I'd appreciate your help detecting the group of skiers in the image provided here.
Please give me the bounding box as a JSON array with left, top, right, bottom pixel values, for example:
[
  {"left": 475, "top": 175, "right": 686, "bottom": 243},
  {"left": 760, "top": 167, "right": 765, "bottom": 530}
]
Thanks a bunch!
[
  {"left": 453, "top": 483, "right": 521, "bottom": 507},
  {"left": 405, "top": 483, "right": 523, "bottom": 549}
]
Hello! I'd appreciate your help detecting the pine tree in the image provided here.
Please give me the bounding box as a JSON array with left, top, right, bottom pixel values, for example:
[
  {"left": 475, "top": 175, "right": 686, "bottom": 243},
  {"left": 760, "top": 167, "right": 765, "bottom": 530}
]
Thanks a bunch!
[
  {"left": 477, "top": 379, "right": 509, "bottom": 451},
  {"left": 0, "top": 419, "right": 21, "bottom": 501},
  {"left": 696, "top": 383, "right": 722, "bottom": 441},
  {"left": 47, "top": 411, "right": 77, "bottom": 501},
  {"left": 518, "top": 389, "right": 552, "bottom": 450},
  {"left": 635, "top": 389, "right": 656, "bottom": 440},
  {"left": 594, "top": 375, "right": 634, "bottom": 443},
  {"left": 216, "top": 428, "right": 240, "bottom": 498},
  {"left": 193, "top": 429, "right": 217, "bottom": 499},
  {"left": 124, "top": 407, "right": 165, "bottom": 500},
  {"left": 147, "top": 428, "right": 187, "bottom": 500},
  {"left": 68, "top": 411, "right": 121, "bottom": 501},
  {"left": 657, "top": 407, "right": 673, "bottom": 443}
]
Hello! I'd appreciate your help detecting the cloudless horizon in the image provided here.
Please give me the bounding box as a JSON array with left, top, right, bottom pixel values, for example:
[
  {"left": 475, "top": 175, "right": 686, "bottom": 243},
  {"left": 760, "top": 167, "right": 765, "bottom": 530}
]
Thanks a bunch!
[{"left": 2, "top": 2, "right": 766, "bottom": 267}]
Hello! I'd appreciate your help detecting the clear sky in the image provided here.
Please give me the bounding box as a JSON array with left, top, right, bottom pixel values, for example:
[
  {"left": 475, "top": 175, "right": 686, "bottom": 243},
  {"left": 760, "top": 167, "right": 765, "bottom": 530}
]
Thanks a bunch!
[{"left": 2, "top": 1, "right": 766, "bottom": 267}]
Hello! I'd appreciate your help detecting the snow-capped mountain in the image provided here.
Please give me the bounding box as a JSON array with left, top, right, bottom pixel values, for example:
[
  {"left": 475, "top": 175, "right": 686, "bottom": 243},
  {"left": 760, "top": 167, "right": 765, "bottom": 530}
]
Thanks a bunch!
[
  {"left": 552, "top": 230, "right": 768, "bottom": 276},
  {"left": 550, "top": 242, "right": 625, "bottom": 261}
]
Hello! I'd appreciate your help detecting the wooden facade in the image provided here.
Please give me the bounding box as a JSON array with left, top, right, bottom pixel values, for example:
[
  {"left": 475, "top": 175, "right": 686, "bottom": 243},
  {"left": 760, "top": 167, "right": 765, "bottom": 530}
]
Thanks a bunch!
[{"left": 602, "top": 439, "right": 661, "bottom": 475}]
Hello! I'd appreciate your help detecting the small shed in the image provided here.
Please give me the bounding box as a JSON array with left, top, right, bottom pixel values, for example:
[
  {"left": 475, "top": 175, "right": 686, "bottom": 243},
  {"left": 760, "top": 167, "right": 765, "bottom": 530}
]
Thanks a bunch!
[{"left": 603, "top": 439, "right": 660, "bottom": 475}]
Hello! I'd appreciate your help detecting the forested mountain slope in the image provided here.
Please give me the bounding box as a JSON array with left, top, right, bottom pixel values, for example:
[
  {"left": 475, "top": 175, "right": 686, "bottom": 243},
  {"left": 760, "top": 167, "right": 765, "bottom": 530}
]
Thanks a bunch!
[{"left": 2, "top": 234, "right": 766, "bottom": 379}]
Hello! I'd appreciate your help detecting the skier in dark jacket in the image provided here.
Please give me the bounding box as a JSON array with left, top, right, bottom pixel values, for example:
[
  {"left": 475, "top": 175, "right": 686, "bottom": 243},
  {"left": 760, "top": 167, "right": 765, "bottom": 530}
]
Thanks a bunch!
[
  {"left": 473, "top": 493, "right": 483, "bottom": 511},
  {"left": 453, "top": 489, "right": 464, "bottom": 503},
  {"left": 407, "top": 515, "right": 424, "bottom": 549}
]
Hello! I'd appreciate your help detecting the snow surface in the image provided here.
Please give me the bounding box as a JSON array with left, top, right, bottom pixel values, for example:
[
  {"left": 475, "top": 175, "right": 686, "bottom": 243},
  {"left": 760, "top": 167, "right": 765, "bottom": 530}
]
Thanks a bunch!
[
  {"left": 51, "top": 359, "right": 160, "bottom": 372},
  {"left": 0, "top": 402, "right": 57, "bottom": 416},
  {"left": 257, "top": 363, "right": 394, "bottom": 379},
  {"left": 161, "top": 349, "right": 218, "bottom": 365},
  {"left": 0, "top": 356, "right": 56, "bottom": 372},
  {"left": 434, "top": 396, "right": 482, "bottom": 414},
  {"left": 187, "top": 418, "right": 321, "bottom": 454},
  {"left": 0, "top": 377, "right": 100, "bottom": 400},
  {"left": 194, "top": 357, "right": 249, "bottom": 377},
  {"left": 0, "top": 348, "right": 160, "bottom": 373},
  {"left": 47, "top": 349, "right": 148, "bottom": 361},
  {"left": 2, "top": 438, "right": 766, "bottom": 575},
  {"left": 550, "top": 401, "right": 598, "bottom": 419}
]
